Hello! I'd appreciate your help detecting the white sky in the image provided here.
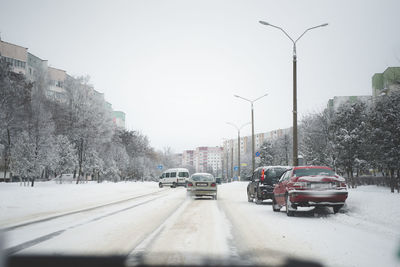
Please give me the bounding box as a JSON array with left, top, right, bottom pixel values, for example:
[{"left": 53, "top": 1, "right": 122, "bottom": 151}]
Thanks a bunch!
[{"left": 1, "top": 0, "right": 399, "bottom": 152}]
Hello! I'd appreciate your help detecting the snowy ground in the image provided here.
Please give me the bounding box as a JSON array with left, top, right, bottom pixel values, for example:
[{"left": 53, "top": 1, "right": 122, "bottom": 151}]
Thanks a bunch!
[{"left": 0, "top": 181, "right": 399, "bottom": 266}]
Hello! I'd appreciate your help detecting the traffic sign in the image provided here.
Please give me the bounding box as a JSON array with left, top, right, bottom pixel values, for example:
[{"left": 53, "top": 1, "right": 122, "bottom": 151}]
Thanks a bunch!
[
  {"left": 157, "top": 165, "right": 163, "bottom": 170},
  {"left": 234, "top": 166, "right": 239, "bottom": 171},
  {"left": 255, "top": 151, "right": 260, "bottom": 157}
]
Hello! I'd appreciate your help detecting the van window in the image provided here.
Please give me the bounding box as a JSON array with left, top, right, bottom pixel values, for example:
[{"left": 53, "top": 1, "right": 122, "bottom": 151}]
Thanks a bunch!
[
  {"left": 161, "top": 173, "right": 166, "bottom": 178},
  {"left": 170, "top": 172, "right": 177, "bottom": 177},
  {"left": 166, "top": 173, "right": 170, "bottom": 178},
  {"left": 178, "top": 172, "right": 189, "bottom": 178}
]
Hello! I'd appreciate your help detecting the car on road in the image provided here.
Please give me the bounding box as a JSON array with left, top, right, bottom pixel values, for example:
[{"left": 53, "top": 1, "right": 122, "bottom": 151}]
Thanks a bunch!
[
  {"left": 159, "top": 168, "right": 189, "bottom": 188},
  {"left": 247, "top": 166, "right": 288, "bottom": 204},
  {"left": 187, "top": 173, "right": 218, "bottom": 200},
  {"left": 272, "top": 166, "right": 348, "bottom": 216}
]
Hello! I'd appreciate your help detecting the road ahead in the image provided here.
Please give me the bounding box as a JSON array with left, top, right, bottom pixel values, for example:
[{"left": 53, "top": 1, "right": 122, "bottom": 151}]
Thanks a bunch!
[{"left": 2, "top": 182, "right": 399, "bottom": 267}]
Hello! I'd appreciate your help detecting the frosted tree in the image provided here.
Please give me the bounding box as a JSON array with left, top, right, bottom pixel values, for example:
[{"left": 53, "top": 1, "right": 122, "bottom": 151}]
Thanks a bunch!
[
  {"left": 10, "top": 131, "right": 35, "bottom": 185},
  {"left": 370, "top": 91, "right": 400, "bottom": 193},
  {"left": 330, "top": 101, "right": 370, "bottom": 187},
  {"left": 0, "top": 59, "right": 32, "bottom": 181},
  {"left": 258, "top": 140, "right": 274, "bottom": 166},
  {"left": 53, "top": 135, "right": 77, "bottom": 178}
]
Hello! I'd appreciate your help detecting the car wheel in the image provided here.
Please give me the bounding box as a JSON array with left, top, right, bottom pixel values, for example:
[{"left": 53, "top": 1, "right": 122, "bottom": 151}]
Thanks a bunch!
[
  {"left": 285, "top": 194, "right": 295, "bottom": 217},
  {"left": 214, "top": 194, "right": 218, "bottom": 200},
  {"left": 171, "top": 182, "right": 176, "bottom": 188},
  {"left": 247, "top": 191, "right": 253, "bottom": 202},
  {"left": 272, "top": 196, "right": 281, "bottom": 212},
  {"left": 255, "top": 191, "right": 262, "bottom": 205},
  {"left": 333, "top": 205, "right": 344, "bottom": 214},
  {"left": 159, "top": 183, "right": 163, "bottom": 188}
]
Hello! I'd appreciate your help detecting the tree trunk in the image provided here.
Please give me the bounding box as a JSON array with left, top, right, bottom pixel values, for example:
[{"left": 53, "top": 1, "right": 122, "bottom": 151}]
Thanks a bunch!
[
  {"left": 396, "top": 169, "right": 399, "bottom": 193},
  {"left": 76, "top": 138, "right": 83, "bottom": 185},
  {"left": 390, "top": 169, "right": 395, "bottom": 193},
  {"left": 31, "top": 177, "right": 35, "bottom": 187}
]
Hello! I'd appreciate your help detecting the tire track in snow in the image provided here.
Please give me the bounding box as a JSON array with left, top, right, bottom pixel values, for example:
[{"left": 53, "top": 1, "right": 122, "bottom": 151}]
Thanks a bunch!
[
  {"left": 6, "top": 190, "right": 173, "bottom": 255},
  {"left": 2, "top": 188, "right": 169, "bottom": 232}
]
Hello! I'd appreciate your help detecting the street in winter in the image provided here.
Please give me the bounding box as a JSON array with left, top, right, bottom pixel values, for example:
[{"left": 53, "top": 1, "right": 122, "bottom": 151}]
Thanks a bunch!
[
  {"left": 0, "top": 181, "right": 399, "bottom": 266},
  {"left": 1, "top": 0, "right": 400, "bottom": 266}
]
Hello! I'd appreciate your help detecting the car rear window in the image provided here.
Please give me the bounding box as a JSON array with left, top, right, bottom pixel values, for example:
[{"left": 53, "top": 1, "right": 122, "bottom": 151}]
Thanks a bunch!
[
  {"left": 191, "top": 174, "right": 214, "bottom": 182},
  {"left": 294, "top": 168, "right": 335, "bottom": 177},
  {"left": 170, "top": 172, "right": 177, "bottom": 177}
]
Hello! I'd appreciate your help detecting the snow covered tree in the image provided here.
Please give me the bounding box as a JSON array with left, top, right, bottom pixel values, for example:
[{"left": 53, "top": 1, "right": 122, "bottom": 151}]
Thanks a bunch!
[
  {"left": 330, "top": 101, "right": 370, "bottom": 188},
  {"left": 370, "top": 91, "right": 400, "bottom": 192},
  {"left": 52, "top": 135, "right": 77, "bottom": 178},
  {"left": 258, "top": 140, "right": 274, "bottom": 166},
  {"left": 0, "top": 58, "right": 32, "bottom": 181},
  {"left": 300, "top": 110, "right": 334, "bottom": 167},
  {"left": 9, "top": 131, "right": 35, "bottom": 185}
]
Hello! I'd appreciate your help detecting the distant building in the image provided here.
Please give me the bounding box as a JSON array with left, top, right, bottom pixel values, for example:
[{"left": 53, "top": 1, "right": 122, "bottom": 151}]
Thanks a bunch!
[
  {"left": 182, "top": 150, "right": 195, "bottom": 167},
  {"left": 0, "top": 38, "right": 127, "bottom": 130},
  {"left": 372, "top": 67, "right": 400, "bottom": 98},
  {"left": 0, "top": 40, "right": 27, "bottom": 75},
  {"left": 191, "top": 146, "right": 223, "bottom": 173},
  {"left": 47, "top": 66, "right": 67, "bottom": 101},
  {"left": 113, "top": 111, "right": 126, "bottom": 129},
  {"left": 223, "top": 128, "right": 291, "bottom": 155}
]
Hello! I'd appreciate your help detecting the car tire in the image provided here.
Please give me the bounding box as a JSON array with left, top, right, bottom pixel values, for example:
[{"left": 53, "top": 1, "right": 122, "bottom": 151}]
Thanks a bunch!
[
  {"left": 247, "top": 191, "right": 253, "bottom": 202},
  {"left": 272, "top": 196, "right": 281, "bottom": 212},
  {"left": 159, "top": 183, "right": 163, "bottom": 188},
  {"left": 255, "top": 191, "right": 262, "bottom": 205},
  {"left": 333, "top": 205, "right": 344, "bottom": 214},
  {"left": 285, "top": 194, "right": 295, "bottom": 217},
  {"left": 214, "top": 194, "right": 218, "bottom": 200},
  {"left": 171, "top": 182, "right": 176, "bottom": 188}
]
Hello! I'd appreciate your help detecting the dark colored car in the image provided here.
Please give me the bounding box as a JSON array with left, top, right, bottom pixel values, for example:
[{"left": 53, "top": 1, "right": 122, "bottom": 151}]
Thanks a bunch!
[
  {"left": 272, "top": 166, "right": 348, "bottom": 216},
  {"left": 247, "top": 166, "right": 289, "bottom": 204}
]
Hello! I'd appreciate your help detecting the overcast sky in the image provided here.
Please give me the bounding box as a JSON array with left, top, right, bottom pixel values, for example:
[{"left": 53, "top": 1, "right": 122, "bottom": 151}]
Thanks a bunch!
[{"left": 1, "top": 0, "right": 399, "bottom": 153}]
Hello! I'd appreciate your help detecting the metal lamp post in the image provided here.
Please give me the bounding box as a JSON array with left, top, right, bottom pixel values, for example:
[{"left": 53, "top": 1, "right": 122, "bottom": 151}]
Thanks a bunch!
[
  {"left": 259, "top": 21, "right": 328, "bottom": 166},
  {"left": 226, "top": 122, "right": 251, "bottom": 181},
  {"left": 234, "top": 93, "right": 268, "bottom": 173}
]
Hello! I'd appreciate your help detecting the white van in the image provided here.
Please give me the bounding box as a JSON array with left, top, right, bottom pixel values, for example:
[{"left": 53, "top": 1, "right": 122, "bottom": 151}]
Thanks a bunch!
[{"left": 159, "top": 168, "right": 189, "bottom": 188}]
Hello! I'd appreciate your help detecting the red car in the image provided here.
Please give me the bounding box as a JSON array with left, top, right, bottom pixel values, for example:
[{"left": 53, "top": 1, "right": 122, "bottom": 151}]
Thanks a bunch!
[{"left": 272, "top": 166, "right": 348, "bottom": 216}]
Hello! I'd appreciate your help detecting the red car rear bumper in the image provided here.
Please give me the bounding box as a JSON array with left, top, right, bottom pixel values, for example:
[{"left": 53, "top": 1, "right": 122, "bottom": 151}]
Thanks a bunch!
[{"left": 288, "top": 190, "right": 348, "bottom": 205}]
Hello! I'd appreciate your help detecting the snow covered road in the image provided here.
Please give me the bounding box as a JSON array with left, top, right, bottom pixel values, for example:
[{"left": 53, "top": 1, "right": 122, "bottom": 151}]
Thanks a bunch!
[{"left": 1, "top": 181, "right": 399, "bottom": 266}]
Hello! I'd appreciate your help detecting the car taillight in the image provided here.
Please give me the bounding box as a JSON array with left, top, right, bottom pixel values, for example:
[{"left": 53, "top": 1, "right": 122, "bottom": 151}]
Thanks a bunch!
[
  {"left": 293, "top": 182, "right": 309, "bottom": 189},
  {"left": 211, "top": 183, "right": 216, "bottom": 187},
  {"left": 188, "top": 182, "right": 193, "bottom": 187}
]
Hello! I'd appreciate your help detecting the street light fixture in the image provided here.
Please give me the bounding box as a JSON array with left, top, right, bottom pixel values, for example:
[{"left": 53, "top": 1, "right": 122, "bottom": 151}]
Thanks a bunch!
[
  {"left": 259, "top": 21, "right": 328, "bottom": 166},
  {"left": 226, "top": 122, "right": 251, "bottom": 181},
  {"left": 234, "top": 93, "right": 268, "bottom": 173}
]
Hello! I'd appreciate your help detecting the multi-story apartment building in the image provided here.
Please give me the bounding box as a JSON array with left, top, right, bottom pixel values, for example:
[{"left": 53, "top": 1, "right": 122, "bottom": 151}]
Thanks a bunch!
[
  {"left": 372, "top": 67, "right": 400, "bottom": 98},
  {"left": 183, "top": 147, "right": 223, "bottom": 174},
  {"left": 182, "top": 150, "right": 195, "bottom": 167},
  {"left": 327, "top": 95, "right": 372, "bottom": 113},
  {"left": 223, "top": 128, "right": 291, "bottom": 156},
  {"left": 0, "top": 40, "right": 27, "bottom": 75},
  {"left": 0, "top": 38, "right": 126, "bottom": 130}
]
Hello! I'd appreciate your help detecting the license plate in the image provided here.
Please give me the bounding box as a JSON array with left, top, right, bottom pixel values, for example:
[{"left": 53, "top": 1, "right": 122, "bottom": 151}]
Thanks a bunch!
[
  {"left": 196, "top": 182, "right": 208, "bottom": 187},
  {"left": 311, "top": 183, "right": 331, "bottom": 189}
]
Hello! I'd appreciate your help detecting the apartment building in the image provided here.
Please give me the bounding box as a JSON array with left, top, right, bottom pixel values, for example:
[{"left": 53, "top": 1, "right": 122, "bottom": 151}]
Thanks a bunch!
[
  {"left": 223, "top": 128, "right": 291, "bottom": 156},
  {"left": 0, "top": 38, "right": 126, "bottom": 129}
]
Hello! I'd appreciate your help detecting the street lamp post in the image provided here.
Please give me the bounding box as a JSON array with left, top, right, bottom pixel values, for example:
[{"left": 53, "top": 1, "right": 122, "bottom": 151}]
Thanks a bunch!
[
  {"left": 234, "top": 93, "right": 268, "bottom": 173},
  {"left": 227, "top": 122, "right": 251, "bottom": 181},
  {"left": 259, "top": 21, "right": 328, "bottom": 166}
]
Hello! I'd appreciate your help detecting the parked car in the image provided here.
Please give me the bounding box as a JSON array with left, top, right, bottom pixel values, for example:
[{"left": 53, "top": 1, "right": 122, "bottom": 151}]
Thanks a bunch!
[
  {"left": 272, "top": 166, "right": 348, "bottom": 216},
  {"left": 159, "top": 168, "right": 189, "bottom": 188},
  {"left": 187, "top": 173, "right": 217, "bottom": 200},
  {"left": 247, "top": 166, "right": 289, "bottom": 204}
]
